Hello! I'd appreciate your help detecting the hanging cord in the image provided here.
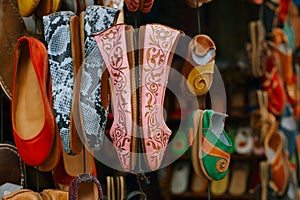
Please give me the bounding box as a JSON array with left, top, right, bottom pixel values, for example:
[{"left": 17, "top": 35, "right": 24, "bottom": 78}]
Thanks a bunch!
[
  {"left": 207, "top": 181, "right": 211, "bottom": 200},
  {"left": 83, "top": 145, "right": 86, "bottom": 173},
  {"left": 0, "top": 91, "right": 3, "bottom": 142},
  {"left": 36, "top": 166, "right": 40, "bottom": 192},
  {"left": 195, "top": 2, "right": 211, "bottom": 200},
  {"left": 196, "top": 1, "right": 201, "bottom": 34}
]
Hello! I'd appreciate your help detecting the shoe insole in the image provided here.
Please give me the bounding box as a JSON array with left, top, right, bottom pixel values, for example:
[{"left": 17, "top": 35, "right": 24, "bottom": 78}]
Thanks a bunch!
[
  {"left": 78, "top": 182, "right": 98, "bottom": 200},
  {"left": 15, "top": 43, "right": 44, "bottom": 139}
]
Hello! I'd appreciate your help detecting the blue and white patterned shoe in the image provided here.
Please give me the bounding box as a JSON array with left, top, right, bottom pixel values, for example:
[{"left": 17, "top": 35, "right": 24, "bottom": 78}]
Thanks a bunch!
[
  {"left": 43, "top": 11, "right": 77, "bottom": 154},
  {"left": 77, "top": 6, "right": 119, "bottom": 151}
]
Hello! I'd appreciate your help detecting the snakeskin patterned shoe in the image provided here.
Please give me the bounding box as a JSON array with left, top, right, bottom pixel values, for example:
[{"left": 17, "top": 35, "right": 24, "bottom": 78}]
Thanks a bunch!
[
  {"left": 139, "top": 24, "right": 183, "bottom": 171},
  {"left": 75, "top": 5, "right": 119, "bottom": 152},
  {"left": 43, "top": 11, "right": 80, "bottom": 155},
  {"left": 95, "top": 24, "right": 137, "bottom": 172}
]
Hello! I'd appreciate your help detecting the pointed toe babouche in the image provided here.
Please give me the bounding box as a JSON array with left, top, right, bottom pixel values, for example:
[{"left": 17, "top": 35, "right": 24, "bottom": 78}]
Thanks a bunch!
[
  {"left": 95, "top": 24, "right": 137, "bottom": 171},
  {"left": 139, "top": 24, "right": 183, "bottom": 171},
  {"left": 11, "top": 36, "right": 55, "bottom": 166},
  {"left": 76, "top": 5, "right": 119, "bottom": 152}
]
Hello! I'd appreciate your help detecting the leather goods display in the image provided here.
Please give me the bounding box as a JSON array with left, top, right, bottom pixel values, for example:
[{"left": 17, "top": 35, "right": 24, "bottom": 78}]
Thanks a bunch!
[
  {"left": 95, "top": 23, "right": 183, "bottom": 171},
  {"left": 11, "top": 36, "right": 55, "bottom": 167}
]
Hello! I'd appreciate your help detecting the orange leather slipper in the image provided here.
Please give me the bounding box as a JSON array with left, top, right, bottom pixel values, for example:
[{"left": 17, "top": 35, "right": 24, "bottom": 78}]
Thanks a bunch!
[
  {"left": 12, "top": 36, "right": 55, "bottom": 167},
  {"left": 265, "top": 129, "right": 290, "bottom": 195}
]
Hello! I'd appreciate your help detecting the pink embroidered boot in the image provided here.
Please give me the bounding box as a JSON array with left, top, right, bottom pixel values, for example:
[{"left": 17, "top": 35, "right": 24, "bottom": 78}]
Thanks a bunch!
[
  {"left": 95, "top": 24, "right": 137, "bottom": 172},
  {"left": 139, "top": 24, "right": 183, "bottom": 171}
]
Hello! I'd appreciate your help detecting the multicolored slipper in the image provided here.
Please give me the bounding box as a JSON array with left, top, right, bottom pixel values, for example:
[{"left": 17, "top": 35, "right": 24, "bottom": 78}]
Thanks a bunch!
[
  {"left": 279, "top": 103, "right": 297, "bottom": 158},
  {"left": 269, "top": 28, "right": 293, "bottom": 83},
  {"left": 264, "top": 130, "right": 290, "bottom": 195},
  {"left": 262, "top": 51, "right": 285, "bottom": 116},
  {"left": 181, "top": 34, "right": 216, "bottom": 96},
  {"left": 139, "top": 23, "right": 183, "bottom": 171},
  {"left": 198, "top": 110, "right": 232, "bottom": 181}
]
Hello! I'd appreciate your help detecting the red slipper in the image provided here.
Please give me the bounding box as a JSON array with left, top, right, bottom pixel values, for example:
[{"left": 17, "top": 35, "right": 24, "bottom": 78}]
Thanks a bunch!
[
  {"left": 11, "top": 36, "right": 55, "bottom": 166},
  {"left": 262, "top": 52, "right": 285, "bottom": 116}
]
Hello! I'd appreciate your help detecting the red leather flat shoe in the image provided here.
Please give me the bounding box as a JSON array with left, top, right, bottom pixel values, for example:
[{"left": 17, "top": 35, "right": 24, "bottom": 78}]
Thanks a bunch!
[{"left": 11, "top": 36, "right": 55, "bottom": 166}]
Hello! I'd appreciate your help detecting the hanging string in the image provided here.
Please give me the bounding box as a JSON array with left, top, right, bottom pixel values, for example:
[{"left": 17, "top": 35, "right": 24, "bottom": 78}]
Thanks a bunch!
[
  {"left": 195, "top": 2, "right": 210, "bottom": 200},
  {"left": 36, "top": 166, "right": 40, "bottom": 192},
  {"left": 83, "top": 145, "right": 86, "bottom": 173},
  {"left": 196, "top": 1, "right": 201, "bottom": 34},
  {"left": 207, "top": 181, "right": 211, "bottom": 200},
  {"left": 0, "top": 91, "right": 3, "bottom": 143}
]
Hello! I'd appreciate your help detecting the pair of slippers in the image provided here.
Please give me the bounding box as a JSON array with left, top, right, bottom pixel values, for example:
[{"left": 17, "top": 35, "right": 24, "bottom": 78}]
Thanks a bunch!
[{"left": 94, "top": 23, "right": 183, "bottom": 172}]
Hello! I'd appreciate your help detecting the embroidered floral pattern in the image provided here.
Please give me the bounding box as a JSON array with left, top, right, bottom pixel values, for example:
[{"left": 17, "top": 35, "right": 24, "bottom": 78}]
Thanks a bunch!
[
  {"left": 95, "top": 25, "right": 134, "bottom": 171},
  {"left": 140, "top": 24, "right": 182, "bottom": 171}
]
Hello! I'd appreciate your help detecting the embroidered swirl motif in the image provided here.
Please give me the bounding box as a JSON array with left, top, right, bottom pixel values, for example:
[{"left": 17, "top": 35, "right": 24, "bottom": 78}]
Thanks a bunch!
[
  {"left": 216, "top": 159, "right": 229, "bottom": 173},
  {"left": 141, "top": 25, "right": 181, "bottom": 170},
  {"left": 96, "top": 25, "right": 132, "bottom": 171}
]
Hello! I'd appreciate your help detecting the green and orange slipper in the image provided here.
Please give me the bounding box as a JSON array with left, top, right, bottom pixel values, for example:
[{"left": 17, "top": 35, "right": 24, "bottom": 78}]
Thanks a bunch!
[{"left": 198, "top": 110, "right": 232, "bottom": 181}]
